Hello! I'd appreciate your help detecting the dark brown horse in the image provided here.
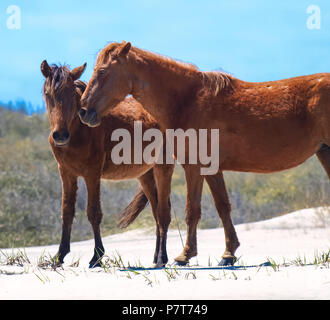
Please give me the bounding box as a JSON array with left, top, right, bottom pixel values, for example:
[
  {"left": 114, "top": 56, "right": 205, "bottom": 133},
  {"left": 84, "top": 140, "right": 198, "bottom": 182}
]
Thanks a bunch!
[
  {"left": 79, "top": 41, "right": 330, "bottom": 266},
  {"left": 41, "top": 60, "right": 235, "bottom": 267}
]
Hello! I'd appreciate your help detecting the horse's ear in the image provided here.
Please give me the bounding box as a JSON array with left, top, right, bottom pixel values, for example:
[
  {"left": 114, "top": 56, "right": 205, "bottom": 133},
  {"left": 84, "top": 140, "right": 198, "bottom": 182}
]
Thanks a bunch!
[
  {"left": 74, "top": 80, "right": 87, "bottom": 95},
  {"left": 71, "top": 63, "right": 87, "bottom": 81},
  {"left": 41, "top": 60, "right": 52, "bottom": 78},
  {"left": 118, "top": 42, "right": 131, "bottom": 57}
]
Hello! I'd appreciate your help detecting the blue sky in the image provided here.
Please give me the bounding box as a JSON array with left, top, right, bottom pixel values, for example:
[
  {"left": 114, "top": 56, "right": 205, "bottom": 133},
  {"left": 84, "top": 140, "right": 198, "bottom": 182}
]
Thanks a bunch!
[{"left": 1, "top": 0, "right": 330, "bottom": 110}]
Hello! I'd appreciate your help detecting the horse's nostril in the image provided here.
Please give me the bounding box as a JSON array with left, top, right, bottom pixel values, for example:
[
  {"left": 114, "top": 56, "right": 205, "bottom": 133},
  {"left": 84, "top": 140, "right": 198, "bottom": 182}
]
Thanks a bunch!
[
  {"left": 88, "top": 109, "right": 97, "bottom": 120},
  {"left": 79, "top": 107, "right": 100, "bottom": 127},
  {"left": 53, "top": 131, "right": 60, "bottom": 141},
  {"left": 53, "top": 131, "right": 70, "bottom": 144},
  {"left": 63, "top": 131, "right": 70, "bottom": 140},
  {"left": 79, "top": 108, "right": 87, "bottom": 118}
]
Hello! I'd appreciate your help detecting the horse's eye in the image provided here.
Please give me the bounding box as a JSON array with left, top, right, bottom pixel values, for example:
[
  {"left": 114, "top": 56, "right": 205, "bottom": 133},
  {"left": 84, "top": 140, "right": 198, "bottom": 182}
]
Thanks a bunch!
[{"left": 99, "top": 69, "right": 106, "bottom": 75}]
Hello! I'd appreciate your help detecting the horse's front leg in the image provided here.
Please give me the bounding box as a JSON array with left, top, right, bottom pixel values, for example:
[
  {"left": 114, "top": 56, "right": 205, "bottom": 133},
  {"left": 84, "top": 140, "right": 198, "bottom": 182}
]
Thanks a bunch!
[
  {"left": 174, "top": 165, "right": 204, "bottom": 266},
  {"left": 137, "top": 169, "right": 162, "bottom": 267},
  {"left": 55, "top": 166, "right": 78, "bottom": 265},
  {"left": 85, "top": 176, "right": 105, "bottom": 268}
]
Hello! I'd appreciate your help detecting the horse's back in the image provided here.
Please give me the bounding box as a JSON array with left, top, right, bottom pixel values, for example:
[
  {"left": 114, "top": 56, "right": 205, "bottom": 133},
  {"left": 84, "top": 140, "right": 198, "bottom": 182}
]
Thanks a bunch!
[
  {"left": 210, "top": 73, "right": 330, "bottom": 172},
  {"left": 104, "top": 96, "right": 158, "bottom": 130}
]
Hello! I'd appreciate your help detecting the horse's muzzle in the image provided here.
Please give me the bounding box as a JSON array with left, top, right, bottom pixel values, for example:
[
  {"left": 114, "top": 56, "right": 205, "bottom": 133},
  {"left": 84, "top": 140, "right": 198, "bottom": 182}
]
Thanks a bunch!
[
  {"left": 78, "top": 108, "right": 101, "bottom": 127},
  {"left": 52, "top": 130, "right": 70, "bottom": 146}
]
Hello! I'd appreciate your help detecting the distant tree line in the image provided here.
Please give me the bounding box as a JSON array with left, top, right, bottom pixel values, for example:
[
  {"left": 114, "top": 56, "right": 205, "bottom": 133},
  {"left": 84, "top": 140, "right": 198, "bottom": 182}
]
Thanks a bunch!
[{"left": 0, "top": 100, "right": 45, "bottom": 116}]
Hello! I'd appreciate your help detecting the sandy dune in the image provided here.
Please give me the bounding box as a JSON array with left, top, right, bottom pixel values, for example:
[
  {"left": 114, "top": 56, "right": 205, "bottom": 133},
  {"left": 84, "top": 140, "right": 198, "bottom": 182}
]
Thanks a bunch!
[{"left": 1, "top": 207, "right": 329, "bottom": 300}]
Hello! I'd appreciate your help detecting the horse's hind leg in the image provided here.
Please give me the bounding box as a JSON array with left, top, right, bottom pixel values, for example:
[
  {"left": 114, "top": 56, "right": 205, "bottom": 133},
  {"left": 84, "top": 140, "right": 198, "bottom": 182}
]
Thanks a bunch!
[
  {"left": 317, "top": 144, "right": 330, "bottom": 179},
  {"left": 205, "top": 173, "right": 240, "bottom": 266},
  {"left": 55, "top": 167, "right": 78, "bottom": 265},
  {"left": 85, "top": 176, "right": 105, "bottom": 268},
  {"left": 137, "top": 169, "right": 161, "bottom": 267},
  {"left": 138, "top": 164, "right": 174, "bottom": 268}
]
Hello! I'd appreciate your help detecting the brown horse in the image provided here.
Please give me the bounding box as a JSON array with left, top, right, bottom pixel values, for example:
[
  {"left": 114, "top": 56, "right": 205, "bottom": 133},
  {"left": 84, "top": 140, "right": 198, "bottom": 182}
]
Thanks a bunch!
[
  {"left": 41, "top": 60, "right": 235, "bottom": 267},
  {"left": 79, "top": 41, "right": 330, "bottom": 266}
]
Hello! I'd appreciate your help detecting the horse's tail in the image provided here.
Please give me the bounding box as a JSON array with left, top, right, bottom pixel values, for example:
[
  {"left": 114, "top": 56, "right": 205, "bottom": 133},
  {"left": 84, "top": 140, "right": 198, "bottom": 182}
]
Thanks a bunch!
[{"left": 117, "top": 187, "right": 149, "bottom": 228}]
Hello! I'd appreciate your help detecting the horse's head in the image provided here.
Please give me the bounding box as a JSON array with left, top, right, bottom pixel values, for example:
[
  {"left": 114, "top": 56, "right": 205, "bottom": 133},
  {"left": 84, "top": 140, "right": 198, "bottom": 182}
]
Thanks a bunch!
[
  {"left": 41, "top": 60, "right": 87, "bottom": 146},
  {"left": 79, "top": 41, "right": 132, "bottom": 127}
]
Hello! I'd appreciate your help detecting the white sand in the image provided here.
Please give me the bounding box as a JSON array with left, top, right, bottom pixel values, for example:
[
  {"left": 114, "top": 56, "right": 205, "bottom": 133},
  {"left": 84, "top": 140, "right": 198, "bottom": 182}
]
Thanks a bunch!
[{"left": 1, "top": 207, "right": 329, "bottom": 300}]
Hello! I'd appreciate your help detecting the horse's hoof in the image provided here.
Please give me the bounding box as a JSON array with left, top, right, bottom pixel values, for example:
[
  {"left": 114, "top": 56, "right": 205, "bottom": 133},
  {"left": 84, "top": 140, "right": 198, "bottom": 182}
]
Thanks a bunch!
[
  {"left": 172, "top": 260, "right": 189, "bottom": 267},
  {"left": 218, "top": 257, "right": 236, "bottom": 266},
  {"left": 52, "top": 257, "right": 63, "bottom": 266},
  {"left": 151, "top": 263, "right": 166, "bottom": 269},
  {"left": 53, "top": 252, "right": 65, "bottom": 264}
]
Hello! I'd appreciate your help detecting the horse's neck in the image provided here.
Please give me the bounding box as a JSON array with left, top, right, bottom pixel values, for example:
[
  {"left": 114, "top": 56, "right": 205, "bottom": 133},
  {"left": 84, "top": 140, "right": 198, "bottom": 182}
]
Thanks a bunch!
[{"left": 129, "top": 54, "right": 200, "bottom": 130}]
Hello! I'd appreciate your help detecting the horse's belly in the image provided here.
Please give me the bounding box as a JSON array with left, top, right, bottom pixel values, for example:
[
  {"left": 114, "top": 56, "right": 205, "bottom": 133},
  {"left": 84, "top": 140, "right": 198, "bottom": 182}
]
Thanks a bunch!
[
  {"left": 221, "top": 152, "right": 313, "bottom": 173},
  {"left": 101, "top": 163, "right": 153, "bottom": 180},
  {"left": 219, "top": 131, "right": 320, "bottom": 173}
]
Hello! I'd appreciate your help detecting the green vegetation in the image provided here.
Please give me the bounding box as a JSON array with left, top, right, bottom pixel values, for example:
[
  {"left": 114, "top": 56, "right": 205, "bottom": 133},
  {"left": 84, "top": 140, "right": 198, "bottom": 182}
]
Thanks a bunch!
[{"left": 0, "top": 105, "right": 329, "bottom": 248}]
